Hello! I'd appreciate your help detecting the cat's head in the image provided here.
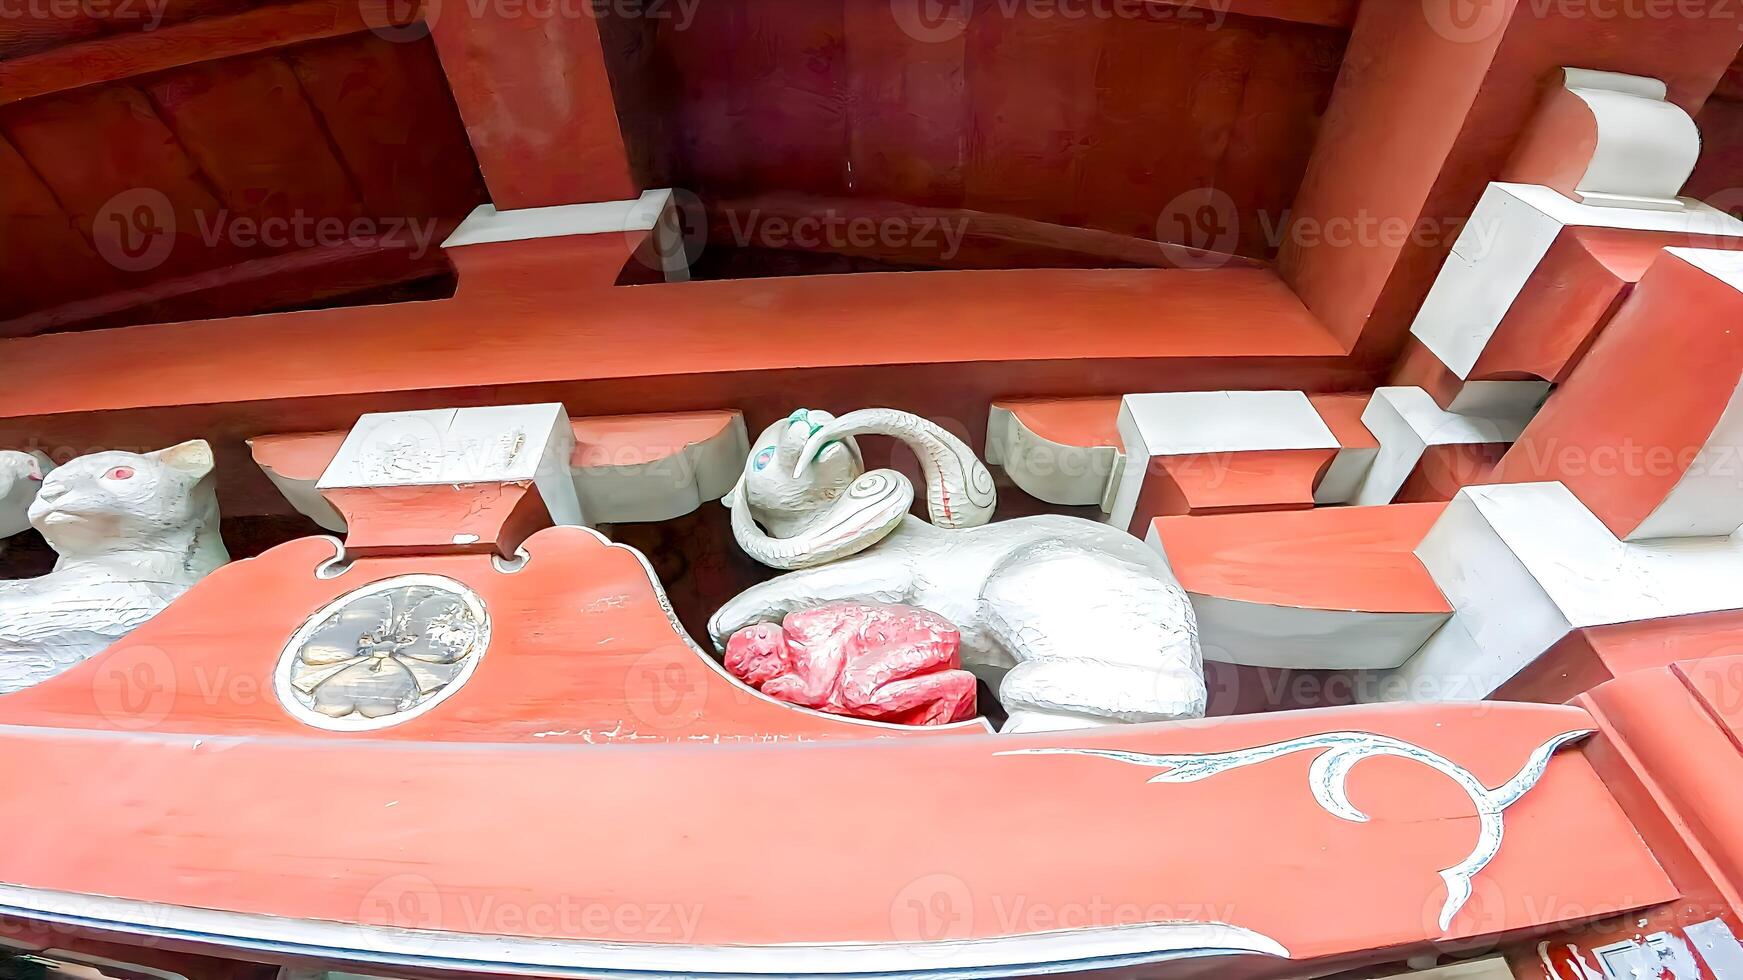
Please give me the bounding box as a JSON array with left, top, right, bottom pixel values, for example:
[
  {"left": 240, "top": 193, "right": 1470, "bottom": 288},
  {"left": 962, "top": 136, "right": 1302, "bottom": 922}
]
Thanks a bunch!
[
  {"left": 0, "top": 451, "right": 50, "bottom": 538},
  {"left": 29, "top": 441, "right": 222, "bottom": 561}
]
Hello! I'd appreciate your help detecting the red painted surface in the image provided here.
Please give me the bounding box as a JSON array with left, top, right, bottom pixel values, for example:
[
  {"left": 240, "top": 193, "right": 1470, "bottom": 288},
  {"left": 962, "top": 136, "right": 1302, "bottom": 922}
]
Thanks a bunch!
[
  {"left": 0, "top": 0, "right": 394, "bottom": 106},
  {"left": 1133, "top": 449, "right": 1335, "bottom": 522},
  {"left": 1307, "top": 392, "right": 1377, "bottom": 450},
  {"left": 1490, "top": 249, "right": 1743, "bottom": 538},
  {"left": 1502, "top": 610, "right": 1743, "bottom": 706},
  {"left": 628, "top": 0, "right": 1345, "bottom": 260},
  {"left": 0, "top": 528, "right": 977, "bottom": 742},
  {"left": 996, "top": 397, "right": 1122, "bottom": 450},
  {"left": 1282, "top": 0, "right": 1740, "bottom": 360},
  {"left": 324, "top": 483, "right": 553, "bottom": 558},
  {"left": 1475, "top": 227, "right": 1743, "bottom": 385},
  {"left": 571, "top": 410, "right": 738, "bottom": 468},
  {"left": 249, "top": 411, "right": 742, "bottom": 484},
  {"left": 1578, "top": 662, "right": 1743, "bottom": 929},
  {"left": 1395, "top": 442, "right": 1509, "bottom": 503},
  {"left": 0, "top": 693, "right": 1672, "bottom": 961},
  {"left": 1152, "top": 502, "right": 1450, "bottom": 615},
  {"left": 1499, "top": 79, "right": 1602, "bottom": 204},
  {"left": 429, "top": 2, "right": 636, "bottom": 208},
  {"left": 724, "top": 602, "right": 977, "bottom": 725},
  {"left": 0, "top": 31, "right": 485, "bottom": 334},
  {"left": 705, "top": 193, "right": 1272, "bottom": 271},
  {"left": 0, "top": 238, "right": 1365, "bottom": 518}
]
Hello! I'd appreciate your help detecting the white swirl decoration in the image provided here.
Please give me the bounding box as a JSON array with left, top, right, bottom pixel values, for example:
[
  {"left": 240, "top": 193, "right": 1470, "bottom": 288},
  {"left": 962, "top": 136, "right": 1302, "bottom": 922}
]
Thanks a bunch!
[{"left": 999, "top": 728, "right": 1593, "bottom": 932}]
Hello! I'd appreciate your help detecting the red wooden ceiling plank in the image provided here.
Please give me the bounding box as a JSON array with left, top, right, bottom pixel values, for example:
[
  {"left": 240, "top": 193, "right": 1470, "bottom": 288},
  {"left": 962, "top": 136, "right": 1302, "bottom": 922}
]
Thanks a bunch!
[
  {"left": 426, "top": 0, "right": 636, "bottom": 208},
  {"left": 659, "top": 0, "right": 750, "bottom": 195},
  {"left": 669, "top": 0, "right": 854, "bottom": 198},
  {"left": 1213, "top": 23, "right": 1345, "bottom": 260},
  {"left": 1, "top": 232, "right": 453, "bottom": 338},
  {"left": 1, "top": 84, "right": 238, "bottom": 281},
  {"left": 0, "top": 9, "right": 105, "bottom": 60},
  {"left": 739, "top": 0, "right": 850, "bottom": 198},
  {"left": 0, "top": 134, "right": 120, "bottom": 319},
  {"left": 95, "top": 0, "right": 253, "bottom": 34},
  {"left": 841, "top": 0, "right": 968, "bottom": 206},
  {"left": 0, "top": 0, "right": 379, "bottom": 107},
  {"left": 706, "top": 192, "right": 1269, "bottom": 269},
  {"left": 960, "top": 4, "right": 1101, "bottom": 228},
  {"left": 283, "top": 34, "right": 484, "bottom": 222},
  {"left": 1149, "top": 0, "right": 1357, "bottom": 30},
  {"left": 1076, "top": 15, "right": 1239, "bottom": 246},
  {"left": 143, "top": 53, "right": 363, "bottom": 231}
]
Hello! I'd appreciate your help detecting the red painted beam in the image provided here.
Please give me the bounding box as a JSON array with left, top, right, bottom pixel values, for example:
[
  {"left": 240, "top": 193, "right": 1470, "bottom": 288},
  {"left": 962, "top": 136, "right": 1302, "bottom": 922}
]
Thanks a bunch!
[
  {"left": 1281, "top": 0, "right": 1743, "bottom": 360},
  {"left": 0, "top": 237, "right": 1346, "bottom": 423},
  {"left": 428, "top": 3, "right": 636, "bottom": 208}
]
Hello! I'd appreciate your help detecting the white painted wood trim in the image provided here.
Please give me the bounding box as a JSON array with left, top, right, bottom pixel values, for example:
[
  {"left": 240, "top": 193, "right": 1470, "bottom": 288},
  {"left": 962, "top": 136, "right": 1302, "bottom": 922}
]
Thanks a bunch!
[
  {"left": 1630, "top": 374, "right": 1743, "bottom": 540},
  {"left": 1561, "top": 68, "right": 1699, "bottom": 212},
  {"left": 443, "top": 189, "right": 673, "bottom": 247},
  {"left": 1398, "top": 480, "right": 1743, "bottom": 698},
  {"left": 1187, "top": 593, "right": 1447, "bottom": 670},
  {"left": 0, "top": 880, "right": 1289, "bottom": 979},
  {"left": 319, "top": 404, "right": 584, "bottom": 526},
  {"left": 1409, "top": 182, "right": 1743, "bottom": 379},
  {"left": 1146, "top": 523, "right": 1447, "bottom": 670},
  {"left": 1352, "top": 387, "right": 1529, "bottom": 506},
  {"left": 1313, "top": 447, "right": 1379, "bottom": 505},
  {"left": 262, "top": 411, "right": 754, "bottom": 531},
  {"left": 1109, "top": 391, "right": 1339, "bottom": 531},
  {"left": 573, "top": 415, "right": 749, "bottom": 524},
  {"left": 1120, "top": 391, "right": 1339, "bottom": 455},
  {"left": 984, "top": 405, "right": 1123, "bottom": 510}
]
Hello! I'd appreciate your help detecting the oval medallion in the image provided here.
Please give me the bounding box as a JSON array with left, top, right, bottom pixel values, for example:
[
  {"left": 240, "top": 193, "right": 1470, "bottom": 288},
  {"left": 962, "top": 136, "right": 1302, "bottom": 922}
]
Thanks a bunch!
[{"left": 275, "top": 574, "right": 490, "bottom": 731}]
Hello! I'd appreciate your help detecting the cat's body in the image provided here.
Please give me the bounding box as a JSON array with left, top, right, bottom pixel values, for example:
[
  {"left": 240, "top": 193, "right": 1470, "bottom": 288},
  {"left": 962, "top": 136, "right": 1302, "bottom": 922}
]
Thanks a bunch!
[{"left": 0, "top": 442, "right": 226, "bottom": 695}]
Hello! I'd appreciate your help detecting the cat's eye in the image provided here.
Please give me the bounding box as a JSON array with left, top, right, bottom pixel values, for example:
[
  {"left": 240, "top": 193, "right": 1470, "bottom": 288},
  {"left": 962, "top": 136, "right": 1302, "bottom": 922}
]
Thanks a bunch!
[
  {"left": 752, "top": 447, "right": 775, "bottom": 471},
  {"left": 104, "top": 466, "right": 135, "bottom": 481}
]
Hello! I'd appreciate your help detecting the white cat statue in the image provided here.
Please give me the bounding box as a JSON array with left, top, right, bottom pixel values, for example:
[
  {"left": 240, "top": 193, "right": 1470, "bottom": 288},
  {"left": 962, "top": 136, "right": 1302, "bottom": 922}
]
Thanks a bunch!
[
  {"left": 0, "top": 450, "right": 52, "bottom": 545},
  {"left": 0, "top": 440, "right": 228, "bottom": 694}
]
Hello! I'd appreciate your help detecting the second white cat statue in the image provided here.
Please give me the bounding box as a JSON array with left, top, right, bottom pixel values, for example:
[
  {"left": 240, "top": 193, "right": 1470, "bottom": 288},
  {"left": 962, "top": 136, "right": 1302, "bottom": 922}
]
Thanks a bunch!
[
  {"left": 0, "top": 450, "right": 52, "bottom": 544},
  {"left": 0, "top": 440, "right": 228, "bottom": 695}
]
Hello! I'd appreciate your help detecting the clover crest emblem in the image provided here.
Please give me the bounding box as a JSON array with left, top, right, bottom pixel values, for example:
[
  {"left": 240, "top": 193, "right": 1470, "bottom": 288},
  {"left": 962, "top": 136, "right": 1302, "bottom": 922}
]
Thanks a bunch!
[{"left": 276, "top": 575, "right": 489, "bottom": 729}]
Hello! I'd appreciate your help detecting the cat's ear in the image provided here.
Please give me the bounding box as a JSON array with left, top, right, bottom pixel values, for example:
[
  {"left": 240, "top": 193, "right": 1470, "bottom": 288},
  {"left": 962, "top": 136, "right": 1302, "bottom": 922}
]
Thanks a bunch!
[{"left": 149, "top": 440, "right": 215, "bottom": 478}]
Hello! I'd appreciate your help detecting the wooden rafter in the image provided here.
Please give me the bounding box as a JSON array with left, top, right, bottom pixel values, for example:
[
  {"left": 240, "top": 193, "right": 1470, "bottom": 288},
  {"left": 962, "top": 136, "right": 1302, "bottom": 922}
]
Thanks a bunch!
[{"left": 0, "top": 0, "right": 420, "bottom": 107}]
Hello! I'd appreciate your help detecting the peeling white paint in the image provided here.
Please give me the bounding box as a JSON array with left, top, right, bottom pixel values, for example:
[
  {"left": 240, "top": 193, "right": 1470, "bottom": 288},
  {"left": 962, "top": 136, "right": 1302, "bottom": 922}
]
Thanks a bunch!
[{"left": 1687, "top": 919, "right": 1743, "bottom": 979}]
